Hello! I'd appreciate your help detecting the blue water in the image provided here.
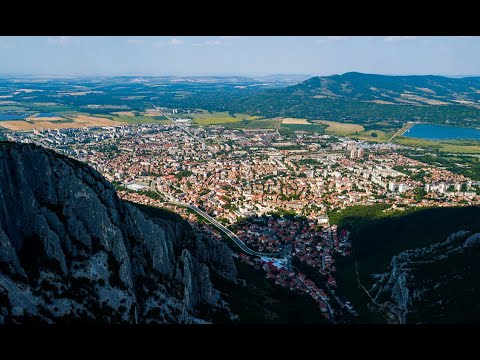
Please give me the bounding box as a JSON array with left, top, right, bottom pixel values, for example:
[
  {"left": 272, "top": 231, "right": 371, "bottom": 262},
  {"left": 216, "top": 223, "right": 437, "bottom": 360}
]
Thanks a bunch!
[{"left": 404, "top": 124, "right": 480, "bottom": 140}]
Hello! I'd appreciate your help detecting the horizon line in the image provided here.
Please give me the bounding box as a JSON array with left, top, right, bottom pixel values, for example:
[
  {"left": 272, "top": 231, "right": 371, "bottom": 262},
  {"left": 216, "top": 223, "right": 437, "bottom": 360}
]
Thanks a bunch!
[{"left": 0, "top": 71, "right": 479, "bottom": 79}]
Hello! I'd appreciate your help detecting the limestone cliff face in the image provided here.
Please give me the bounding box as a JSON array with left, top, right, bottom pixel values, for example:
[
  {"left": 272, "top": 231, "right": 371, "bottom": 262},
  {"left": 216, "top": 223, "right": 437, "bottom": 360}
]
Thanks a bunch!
[
  {"left": 369, "top": 230, "right": 480, "bottom": 324},
  {"left": 0, "top": 142, "right": 236, "bottom": 323}
]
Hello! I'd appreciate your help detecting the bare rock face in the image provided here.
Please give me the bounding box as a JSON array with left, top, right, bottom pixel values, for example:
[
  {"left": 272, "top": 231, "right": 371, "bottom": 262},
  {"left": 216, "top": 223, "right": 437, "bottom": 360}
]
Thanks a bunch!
[
  {"left": 369, "top": 230, "right": 480, "bottom": 324},
  {"left": 0, "top": 142, "right": 237, "bottom": 324}
]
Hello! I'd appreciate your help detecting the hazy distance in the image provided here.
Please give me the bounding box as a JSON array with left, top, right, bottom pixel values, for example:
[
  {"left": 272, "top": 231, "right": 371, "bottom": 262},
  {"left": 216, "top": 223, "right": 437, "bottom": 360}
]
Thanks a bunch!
[{"left": 0, "top": 36, "right": 480, "bottom": 77}]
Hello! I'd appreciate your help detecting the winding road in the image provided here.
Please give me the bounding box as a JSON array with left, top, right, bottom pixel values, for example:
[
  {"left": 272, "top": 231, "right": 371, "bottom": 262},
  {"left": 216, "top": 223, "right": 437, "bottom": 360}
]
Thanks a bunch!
[{"left": 156, "top": 190, "right": 289, "bottom": 258}]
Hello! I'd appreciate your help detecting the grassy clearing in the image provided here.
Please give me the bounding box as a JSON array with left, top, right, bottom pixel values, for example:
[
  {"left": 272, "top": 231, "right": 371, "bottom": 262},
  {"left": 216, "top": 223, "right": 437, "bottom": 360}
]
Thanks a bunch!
[
  {"left": 189, "top": 111, "right": 259, "bottom": 125},
  {"left": 220, "top": 117, "right": 282, "bottom": 130},
  {"left": 395, "top": 136, "right": 480, "bottom": 154},
  {"left": 312, "top": 120, "right": 365, "bottom": 136},
  {"left": 351, "top": 129, "right": 392, "bottom": 142}
]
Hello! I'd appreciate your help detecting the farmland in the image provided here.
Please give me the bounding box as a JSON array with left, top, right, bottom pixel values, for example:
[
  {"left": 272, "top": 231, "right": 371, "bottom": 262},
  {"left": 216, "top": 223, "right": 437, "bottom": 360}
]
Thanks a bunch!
[
  {"left": 312, "top": 120, "right": 364, "bottom": 136},
  {"left": 281, "top": 118, "right": 310, "bottom": 125},
  {"left": 188, "top": 111, "right": 259, "bottom": 125},
  {"left": 0, "top": 113, "right": 126, "bottom": 131}
]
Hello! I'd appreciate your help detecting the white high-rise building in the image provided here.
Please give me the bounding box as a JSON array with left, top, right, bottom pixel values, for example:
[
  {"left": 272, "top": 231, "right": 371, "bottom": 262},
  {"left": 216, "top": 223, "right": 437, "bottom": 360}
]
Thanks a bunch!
[
  {"left": 438, "top": 183, "right": 446, "bottom": 194},
  {"left": 388, "top": 181, "right": 396, "bottom": 192}
]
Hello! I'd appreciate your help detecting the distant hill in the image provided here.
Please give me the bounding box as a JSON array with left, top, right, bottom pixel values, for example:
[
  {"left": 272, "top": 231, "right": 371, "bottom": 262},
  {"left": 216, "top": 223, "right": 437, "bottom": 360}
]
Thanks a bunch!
[
  {"left": 223, "top": 72, "right": 480, "bottom": 127},
  {"left": 286, "top": 72, "right": 480, "bottom": 106}
]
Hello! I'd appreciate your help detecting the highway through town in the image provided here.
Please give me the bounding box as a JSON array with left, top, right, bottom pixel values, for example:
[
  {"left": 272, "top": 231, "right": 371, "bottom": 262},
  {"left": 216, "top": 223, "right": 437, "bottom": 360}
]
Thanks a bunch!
[
  {"left": 156, "top": 190, "right": 289, "bottom": 258},
  {"left": 151, "top": 104, "right": 206, "bottom": 145}
]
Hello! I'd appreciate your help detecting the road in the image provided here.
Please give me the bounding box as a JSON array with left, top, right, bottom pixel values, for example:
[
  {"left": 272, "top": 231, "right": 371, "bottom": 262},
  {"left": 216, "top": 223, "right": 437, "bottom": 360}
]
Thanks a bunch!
[
  {"left": 296, "top": 275, "right": 336, "bottom": 323},
  {"left": 151, "top": 104, "right": 206, "bottom": 145},
  {"left": 156, "top": 189, "right": 289, "bottom": 258},
  {"left": 326, "top": 284, "right": 358, "bottom": 317},
  {"left": 274, "top": 118, "right": 282, "bottom": 137},
  {"left": 388, "top": 122, "right": 415, "bottom": 143}
]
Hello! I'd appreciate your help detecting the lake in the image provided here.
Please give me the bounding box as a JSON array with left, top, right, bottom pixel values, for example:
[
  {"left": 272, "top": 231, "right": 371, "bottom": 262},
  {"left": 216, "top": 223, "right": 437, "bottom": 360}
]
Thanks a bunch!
[{"left": 403, "top": 124, "right": 480, "bottom": 141}]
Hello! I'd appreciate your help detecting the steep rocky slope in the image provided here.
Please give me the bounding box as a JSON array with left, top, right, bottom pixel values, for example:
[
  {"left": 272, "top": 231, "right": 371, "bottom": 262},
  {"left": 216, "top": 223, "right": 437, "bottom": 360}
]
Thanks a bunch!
[
  {"left": 0, "top": 142, "right": 237, "bottom": 323},
  {"left": 369, "top": 230, "right": 480, "bottom": 323}
]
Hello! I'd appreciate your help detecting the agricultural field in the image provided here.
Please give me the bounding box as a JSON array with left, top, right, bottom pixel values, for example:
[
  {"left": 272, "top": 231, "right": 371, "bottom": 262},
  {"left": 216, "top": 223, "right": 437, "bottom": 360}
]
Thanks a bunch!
[
  {"left": 281, "top": 118, "right": 310, "bottom": 125},
  {"left": 188, "top": 111, "right": 259, "bottom": 125},
  {"left": 312, "top": 120, "right": 364, "bottom": 136},
  {"left": 111, "top": 111, "right": 136, "bottom": 117},
  {"left": 0, "top": 113, "right": 125, "bottom": 131}
]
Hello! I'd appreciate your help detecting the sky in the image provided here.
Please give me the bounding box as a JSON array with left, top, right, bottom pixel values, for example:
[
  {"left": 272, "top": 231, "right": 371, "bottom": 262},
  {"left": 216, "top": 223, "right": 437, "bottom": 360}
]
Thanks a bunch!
[{"left": 0, "top": 36, "right": 479, "bottom": 77}]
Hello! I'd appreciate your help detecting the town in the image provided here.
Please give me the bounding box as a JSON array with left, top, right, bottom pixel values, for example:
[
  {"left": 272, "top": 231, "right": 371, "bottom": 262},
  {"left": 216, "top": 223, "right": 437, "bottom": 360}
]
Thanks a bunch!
[{"left": 6, "top": 118, "right": 480, "bottom": 322}]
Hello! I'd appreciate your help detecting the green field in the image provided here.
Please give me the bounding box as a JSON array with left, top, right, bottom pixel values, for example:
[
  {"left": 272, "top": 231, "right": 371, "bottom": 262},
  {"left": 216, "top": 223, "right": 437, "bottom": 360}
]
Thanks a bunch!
[
  {"left": 395, "top": 136, "right": 480, "bottom": 154},
  {"left": 351, "top": 129, "right": 392, "bottom": 142},
  {"left": 219, "top": 117, "right": 282, "bottom": 129},
  {"left": 312, "top": 120, "right": 365, "bottom": 136},
  {"left": 189, "top": 111, "right": 259, "bottom": 125}
]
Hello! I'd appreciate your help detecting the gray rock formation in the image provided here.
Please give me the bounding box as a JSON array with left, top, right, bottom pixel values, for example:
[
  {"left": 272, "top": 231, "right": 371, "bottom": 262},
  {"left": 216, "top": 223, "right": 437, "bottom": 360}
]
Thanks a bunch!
[
  {"left": 0, "top": 142, "right": 237, "bottom": 324},
  {"left": 369, "top": 229, "right": 480, "bottom": 324}
]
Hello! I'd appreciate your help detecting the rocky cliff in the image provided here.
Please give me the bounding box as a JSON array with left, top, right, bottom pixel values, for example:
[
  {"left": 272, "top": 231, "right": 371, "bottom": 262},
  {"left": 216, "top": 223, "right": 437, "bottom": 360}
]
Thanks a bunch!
[
  {"left": 0, "top": 142, "right": 237, "bottom": 323},
  {"left": 369, "top": 230, "right": 480, "bottom": 324}
]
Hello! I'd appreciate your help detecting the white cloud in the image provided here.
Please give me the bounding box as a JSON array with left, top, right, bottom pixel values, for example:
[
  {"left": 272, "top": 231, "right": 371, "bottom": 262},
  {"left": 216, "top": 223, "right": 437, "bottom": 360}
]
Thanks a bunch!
[
  {"left": 192, "top": 39, "right": 224, "bottom": 47},
  {"left": 316, "top": 36, "right": 350, "bottom": 44},
  {"left": 326, "top": 36, "right": 349, "bottom": 41},
  {"left": 219, "top": 36, "right": 241, "bottom": 39},
  {"left": 127, "top": 39, "right": 145, "bottom": 45},
  {"left": 153, "top": 38, "right": 185, "bottom": 47},
  {"left": 205, "top": 40, "right": 222, "bottom": 46},
  {"left": 47, "top": 36, "right": 70, "bottom": 45},
  {"left": 169, "top": 38, "right": 184, "bottom": 46},
  {"left": 384, "top": 36, "right": 417, "bottom": 42}
]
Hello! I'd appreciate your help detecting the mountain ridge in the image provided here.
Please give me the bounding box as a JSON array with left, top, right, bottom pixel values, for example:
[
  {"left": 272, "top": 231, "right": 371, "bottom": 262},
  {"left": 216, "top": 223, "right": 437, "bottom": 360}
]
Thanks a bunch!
[{"left": 0, "top": 141, "right": 237, "bottom": 323}]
